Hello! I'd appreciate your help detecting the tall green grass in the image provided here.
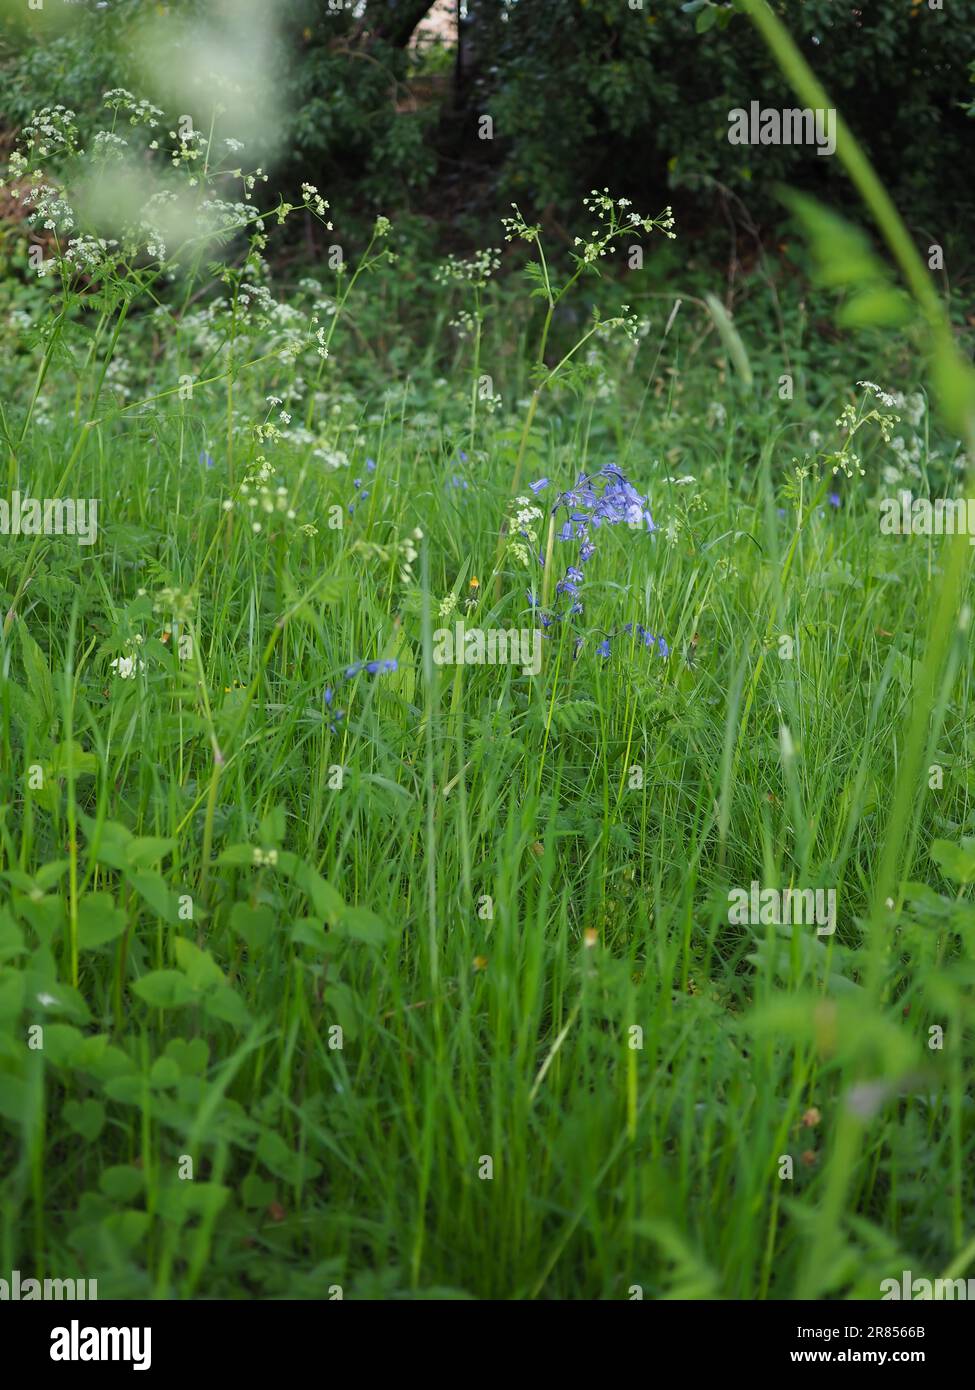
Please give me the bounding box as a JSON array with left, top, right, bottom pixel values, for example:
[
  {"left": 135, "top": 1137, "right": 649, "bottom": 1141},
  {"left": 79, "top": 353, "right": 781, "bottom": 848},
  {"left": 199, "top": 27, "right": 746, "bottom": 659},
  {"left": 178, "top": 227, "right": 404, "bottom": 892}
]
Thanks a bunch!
[{"left": 0, "top": 60, "right": 973, "bottom": 1299}]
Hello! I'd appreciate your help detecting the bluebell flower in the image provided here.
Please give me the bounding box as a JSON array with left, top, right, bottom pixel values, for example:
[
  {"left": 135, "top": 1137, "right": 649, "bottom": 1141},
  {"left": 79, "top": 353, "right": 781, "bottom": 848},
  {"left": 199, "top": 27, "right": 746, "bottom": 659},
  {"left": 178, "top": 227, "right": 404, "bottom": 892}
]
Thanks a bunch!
[
  {"left": 529, "top": 478, "right": 549, "bottom": 494},
  {"left": 366, "top": 458, "right": 376, "bottom": 473},
  {"left": 596, "top": 637, "right": 611, "bottom": 660},
  {"left": 324, "top": 686, "right": 345, "bottom": 733},
  {"left": 542, "top": 462, "right": 662, "bottom": 646},
  {"left": 350, "top": 471, "right": 373, "bottom": 515},
  {"left": 624, "top": 622, "right": 669, "bottom": 658},
  {"left": 527, "top": 589, "right": 539, "bottom": 608},
  {"left": 828, "top": 492, "right": 841, "bottom": 508},
  {"left": 200, "top": 451, "right": 214, "bottom": 470},
  {"left": 345, "top": 658, "right": 398, "bottom": 679}
]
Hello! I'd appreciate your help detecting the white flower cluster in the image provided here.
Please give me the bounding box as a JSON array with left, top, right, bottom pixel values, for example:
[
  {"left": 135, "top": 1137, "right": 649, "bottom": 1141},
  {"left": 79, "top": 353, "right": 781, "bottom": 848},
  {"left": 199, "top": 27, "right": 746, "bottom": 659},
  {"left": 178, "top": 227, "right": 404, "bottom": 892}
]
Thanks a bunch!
[
  {"left": 92, "top": 131, "right": 129, "bottom": 160},
  {"left": 881, "top": 392, "right": 927, "bottom": 483},
  {"left": 857, "top": 380, "right": 897, "bottom": 409},
  {"left": 398, "top": 528, "right": 424, "bottom": 584},
  {"left": 169, "top": 124, "right": 205, "bottom": 169},
  {"left": 198, "top": 197, "right": 265, "bottom": 237},
  {"left": 237, "top": 281, "right": 276, "bottom": 316},
  {"left": 434, "top": 248, "right": 501, "bottom": 288},
  {"left": 19, "top": 106, "right": 79, "bottom": 159},
  {"left": 890, "top": 390, "right": 926, "bottom": 429},
  {"left": 301, "top": 183, "right": 332, "bottom": 226},
  {"left": 110, "top": 655, "right": 144, "bottom": 680},
  {"left": 152, "top": 588, "right": 195, "bottom": 625},
  {"left": 573, "top": 189, "right": 677, "bottom": 264},
  {"left": 596, "top": 304, "right": 640, "bottom": 343},
  {"left": 22, "top": 184, "right": 76, "bottom": 235},
  {"left": 507, "top": 495, "right": 543, "bottom": 567},
  {"left": 501, "top": 203, "right": 541, "bottom": 244},
  {"left": 102, "top": 90, "right": 164, "bottom": 128},
  {"left": 110, "top": 634, "right": 146, "bottom": 681},
  {"left": 223, "top": 457, "right": 297, "bottom": 533},
  {"left": 449, "top": 308, "right": 477, "bottom": 339},
  {"left": 825, "top": 383, "right": 902, "bottom": 479}
]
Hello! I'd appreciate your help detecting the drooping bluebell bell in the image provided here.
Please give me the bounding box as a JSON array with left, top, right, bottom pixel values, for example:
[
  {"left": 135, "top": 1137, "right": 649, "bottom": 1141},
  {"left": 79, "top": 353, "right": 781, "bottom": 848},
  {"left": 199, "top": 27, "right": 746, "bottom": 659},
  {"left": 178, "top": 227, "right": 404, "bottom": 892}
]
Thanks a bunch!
[
  {"left": 324, "top": 685, "right": 345, "bottom": 734},
  {"left": 622, "top": 622, "right": 670, "bottom": 660},
  {"left": 555, "top": 565, "right": 584, "bottom": 598},
  {"left": 345, "top": 658, "right": 398, "bottom": 679},
  {"left": 527, "top": 463, "right": 668, "bottom": 663}
]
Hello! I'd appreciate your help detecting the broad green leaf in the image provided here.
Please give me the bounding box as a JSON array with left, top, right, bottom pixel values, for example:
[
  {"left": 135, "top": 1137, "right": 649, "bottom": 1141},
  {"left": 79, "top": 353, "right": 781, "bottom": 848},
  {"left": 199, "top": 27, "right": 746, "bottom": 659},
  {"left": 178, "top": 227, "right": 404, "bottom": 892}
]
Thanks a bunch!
[
  {"left": 18, "top": 621, "right": 57, "bottom": 730},
  {"left": 125, "top": 837, "right": 177, "bottom": 868},
  {"left": 230, "top": 902, "right": 275, "bottom": 951},
  {"left": 99, "top": 1165, "right": 144, "bottom": 1202},
  {"left": 203, "top": 987, "right": 251, "bottom": 1029},
  {"left": 63, "top": 1098, "right": 106, "bottom": 1141},
  {"left": 77, "top": 893, "right": 128, "bottom": 949},
  {"left": 132, "top": 970, "right": 196, "bottom": 1009},
  {"left": 929, "top": 838, "right": 975, "bottom": 885},
  {"left": 174, "top": 937, "right": 225, "bottom": 990}
]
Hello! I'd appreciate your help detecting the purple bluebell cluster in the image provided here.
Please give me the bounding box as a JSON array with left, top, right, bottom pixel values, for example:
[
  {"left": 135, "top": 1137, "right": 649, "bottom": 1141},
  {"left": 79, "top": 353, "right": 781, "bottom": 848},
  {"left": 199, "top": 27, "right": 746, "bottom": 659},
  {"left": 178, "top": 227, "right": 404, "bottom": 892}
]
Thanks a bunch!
[
  {"left": 529, "top": 464, "right": 668, "bottom": 663},
  {"left": 623, "top": 623, "right": 670, "bottom": 658},
  {"left": 323, "top": 685, "right": 344, "bottom": 735},
  {"left": 446, "top": 451, "right": 471, "bottom": 496},
  {"left": 593, "top": 625, "right": 668, "bottom": 664},
  {"left": 349, "top": 458, "right": 376, "bottom": 515},
  {"left": 345, "top": 658, "right": 398, "bottom": 678},
  {"left": 548, "top": 463, "right": 657, "bottom": 543}
]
